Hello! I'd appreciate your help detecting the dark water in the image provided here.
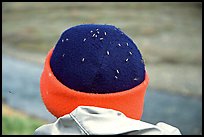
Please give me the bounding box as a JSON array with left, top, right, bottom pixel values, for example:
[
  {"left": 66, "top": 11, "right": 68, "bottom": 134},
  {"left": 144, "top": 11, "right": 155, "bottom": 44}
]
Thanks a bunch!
[
  {"left": 2, "top": 55, "right": 202, "bottom": 135},
  {"left": 142, "top": 89, "right": 202, "bottom": 135},
  {"left": 2, "top": 55, "right": 56, "bottom": 122}
]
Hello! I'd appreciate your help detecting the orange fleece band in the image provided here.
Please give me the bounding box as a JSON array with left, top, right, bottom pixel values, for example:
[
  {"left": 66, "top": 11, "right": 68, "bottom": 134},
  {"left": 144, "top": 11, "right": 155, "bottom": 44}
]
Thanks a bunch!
[{"left": 40, "top": 48, "right": 149, "bottom": 120}]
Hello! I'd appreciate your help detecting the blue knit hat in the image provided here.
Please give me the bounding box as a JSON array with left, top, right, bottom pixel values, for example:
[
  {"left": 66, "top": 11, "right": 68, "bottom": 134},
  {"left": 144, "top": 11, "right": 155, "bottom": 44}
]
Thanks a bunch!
[{"left": 50, "top": 24, "right": 145, "bottom": 94}]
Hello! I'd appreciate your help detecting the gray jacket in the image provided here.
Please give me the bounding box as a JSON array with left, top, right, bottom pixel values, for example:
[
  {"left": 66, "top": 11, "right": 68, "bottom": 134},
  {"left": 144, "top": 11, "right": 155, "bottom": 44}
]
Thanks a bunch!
[{"left": 34, "top": 106, "right": 181, "bottom": 135}]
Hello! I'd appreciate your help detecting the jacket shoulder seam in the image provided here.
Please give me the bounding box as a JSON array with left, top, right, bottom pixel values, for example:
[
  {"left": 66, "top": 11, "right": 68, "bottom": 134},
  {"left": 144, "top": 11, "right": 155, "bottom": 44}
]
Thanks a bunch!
[{"left": 69, "top": 113, "right": 90, "bottom": 135}]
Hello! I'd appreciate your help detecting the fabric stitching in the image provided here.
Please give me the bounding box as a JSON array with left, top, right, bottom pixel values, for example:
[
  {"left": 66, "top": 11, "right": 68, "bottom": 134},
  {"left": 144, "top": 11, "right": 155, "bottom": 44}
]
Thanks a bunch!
[{"left": 90, "top": 50, "right": 107, "bottom": 85}]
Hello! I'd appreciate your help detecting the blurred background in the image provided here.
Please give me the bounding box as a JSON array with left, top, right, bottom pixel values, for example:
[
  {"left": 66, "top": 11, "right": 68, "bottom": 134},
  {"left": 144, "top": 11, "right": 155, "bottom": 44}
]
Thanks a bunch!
[{"left": 2, "top": 2, "right": 202, "bottom": 135}]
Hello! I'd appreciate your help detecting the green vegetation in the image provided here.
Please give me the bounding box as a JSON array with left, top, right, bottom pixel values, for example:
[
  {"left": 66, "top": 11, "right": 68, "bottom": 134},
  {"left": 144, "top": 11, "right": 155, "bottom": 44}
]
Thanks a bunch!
[
  {"left": 2, "top": 115, "right": 44, "bottom": 135},
  {"left": 2, "top": 104, "right": 47, "bottom": 135},
  {"left": 1, "top": 3, "right": 202, "bottom": 135}
]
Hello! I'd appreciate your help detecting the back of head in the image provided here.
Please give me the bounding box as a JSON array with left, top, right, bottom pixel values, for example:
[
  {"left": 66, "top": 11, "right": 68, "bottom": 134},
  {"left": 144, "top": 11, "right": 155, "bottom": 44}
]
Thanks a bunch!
[
  {"left": 40, "top": 24, "right": 149, "bottom": 120},
  {"left": 50, "top": 24, "right": 145, "bottom": 93}
]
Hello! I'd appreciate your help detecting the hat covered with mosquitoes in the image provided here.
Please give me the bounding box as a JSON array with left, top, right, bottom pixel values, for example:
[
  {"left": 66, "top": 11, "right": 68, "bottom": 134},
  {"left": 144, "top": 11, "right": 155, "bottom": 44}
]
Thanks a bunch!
[{"left": 40, "top": 24, "right": 149, "bottom": 120}]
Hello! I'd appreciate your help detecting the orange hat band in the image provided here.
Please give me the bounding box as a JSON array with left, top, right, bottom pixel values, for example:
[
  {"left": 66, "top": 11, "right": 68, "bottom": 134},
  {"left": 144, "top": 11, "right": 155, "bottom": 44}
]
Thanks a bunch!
[{"left": 40, "top": 48, "right": 149, "bottom": 120}]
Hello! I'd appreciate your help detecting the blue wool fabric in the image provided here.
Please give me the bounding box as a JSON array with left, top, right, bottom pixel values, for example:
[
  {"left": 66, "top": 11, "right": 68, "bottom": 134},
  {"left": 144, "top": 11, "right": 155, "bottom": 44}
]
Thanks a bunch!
[{"left": 50, "top": 24, "right": 145, "bottom": 94}]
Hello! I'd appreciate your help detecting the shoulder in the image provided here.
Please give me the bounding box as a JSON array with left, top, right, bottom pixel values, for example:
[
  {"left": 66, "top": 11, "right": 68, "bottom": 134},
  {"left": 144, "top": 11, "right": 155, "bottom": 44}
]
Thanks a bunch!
[{"left": 155, "top": 122, "right": 182, "bottom": 135}]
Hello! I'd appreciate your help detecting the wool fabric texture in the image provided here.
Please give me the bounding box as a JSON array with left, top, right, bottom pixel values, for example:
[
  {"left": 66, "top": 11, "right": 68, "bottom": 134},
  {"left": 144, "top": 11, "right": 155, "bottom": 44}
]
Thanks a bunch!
[
  {"left": 40, "top": 24, "right": 149, "bottom": 120},
  {"left": 40, "top": 48, "right": 149, "bottom": 119},
  {"left": 50, "top": 24, "right": 145, "bottom": 93}
]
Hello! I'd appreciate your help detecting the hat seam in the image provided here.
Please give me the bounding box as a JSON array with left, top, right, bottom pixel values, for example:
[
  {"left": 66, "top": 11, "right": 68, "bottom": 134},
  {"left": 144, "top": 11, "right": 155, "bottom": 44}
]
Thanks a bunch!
[{"left": 90, "top": 38, "right": 110, "bottom": 92}]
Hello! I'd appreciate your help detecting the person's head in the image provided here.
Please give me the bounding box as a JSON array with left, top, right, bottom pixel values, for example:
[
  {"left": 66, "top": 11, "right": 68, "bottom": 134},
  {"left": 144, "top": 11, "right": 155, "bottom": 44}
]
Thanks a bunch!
[{"left": 40, "top": 24, "right": 149, "bottom": 120}]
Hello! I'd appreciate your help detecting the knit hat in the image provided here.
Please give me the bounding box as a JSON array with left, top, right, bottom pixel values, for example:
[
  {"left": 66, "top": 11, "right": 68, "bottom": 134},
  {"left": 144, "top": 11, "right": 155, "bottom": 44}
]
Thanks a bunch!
[{"left": 40, "top": 24, "right": 149, "bottom": 120}]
